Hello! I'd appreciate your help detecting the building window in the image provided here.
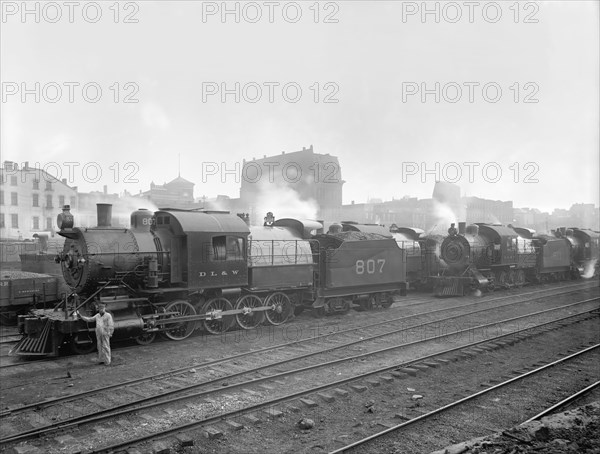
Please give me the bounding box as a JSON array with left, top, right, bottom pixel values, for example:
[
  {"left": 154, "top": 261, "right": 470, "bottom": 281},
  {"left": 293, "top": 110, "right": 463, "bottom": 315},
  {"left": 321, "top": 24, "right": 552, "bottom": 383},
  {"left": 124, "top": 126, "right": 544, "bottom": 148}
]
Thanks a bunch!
[
  {"left": 59, "top": 195, "right": 65, "bottom": 207},
  {"left": 11, "top": 214, "right": 18, "bottom": 228},
  {"left": 70, "top": 197, "right": 76, "bottom": 207},
  {"left": 33, "top": 193, "right": 39, "bottom": 207},
  {"left": 46, "top": 217, "right": 52, "bottom": 229},
  {"left": 45, "top": 181, "right": 53, "bottom": 191},
  {"left": 33, "top": 180, "right": 39, "bottom": 189},
  {"left": 0, "top": 190, "right": 3, "bottom": 205},
  {"left": 0, "top": 213, "right": 4, "bottom": 228},
  {"left": 11, "top": 192, "right": 18, "bottom": 206},
  {"left": 10, "top": 176, "right": 17, "bottom": 186},
  {"left": 33, "top": 217, "right": 40, "bottom": 230},
  {"left": 46, "top": 195, "right": 53, "bottom": 208}
]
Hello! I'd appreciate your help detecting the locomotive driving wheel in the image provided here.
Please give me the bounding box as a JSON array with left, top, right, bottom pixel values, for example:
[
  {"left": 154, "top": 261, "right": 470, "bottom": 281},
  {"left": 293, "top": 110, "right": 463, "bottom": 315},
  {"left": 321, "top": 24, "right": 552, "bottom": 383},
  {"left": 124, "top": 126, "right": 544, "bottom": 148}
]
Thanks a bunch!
[
  {"left": 162, "top": 301, "right": 196, "bottom": 341},
  {"left": 135, "top": 332, "right": 156, "bottom": 345},
  {"left": 234, "top": 295, "right": 264, "bottom": 330},
  {"left": 264, "top": 292, "right": 292, "bottom": 325},
  {"left": 201, "top": 298, "right": 234, "bottom": 334}
]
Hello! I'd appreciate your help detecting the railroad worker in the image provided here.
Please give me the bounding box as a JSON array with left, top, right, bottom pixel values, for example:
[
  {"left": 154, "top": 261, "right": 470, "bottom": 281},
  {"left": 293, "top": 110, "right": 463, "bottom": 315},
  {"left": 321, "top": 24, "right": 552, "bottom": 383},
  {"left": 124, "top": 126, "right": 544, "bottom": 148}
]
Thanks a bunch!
[{"left": 77, "top": 302, "right": 114, "bottom": 365}]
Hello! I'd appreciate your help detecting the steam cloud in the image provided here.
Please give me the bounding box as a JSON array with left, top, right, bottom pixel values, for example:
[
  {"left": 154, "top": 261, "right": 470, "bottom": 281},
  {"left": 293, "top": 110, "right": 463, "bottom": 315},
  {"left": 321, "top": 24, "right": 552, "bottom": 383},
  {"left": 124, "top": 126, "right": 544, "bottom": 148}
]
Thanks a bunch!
[{"left": 252, "top": 181, "right": 318, "bottom": 222}]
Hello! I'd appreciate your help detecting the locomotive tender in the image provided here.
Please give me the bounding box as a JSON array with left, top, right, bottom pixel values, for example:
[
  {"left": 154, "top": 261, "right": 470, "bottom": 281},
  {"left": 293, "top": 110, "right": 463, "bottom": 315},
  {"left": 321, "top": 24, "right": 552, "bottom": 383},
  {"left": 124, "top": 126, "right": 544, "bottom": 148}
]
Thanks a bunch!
[{"left": 12, "top": 205, "right": 408, "bottom": 357}]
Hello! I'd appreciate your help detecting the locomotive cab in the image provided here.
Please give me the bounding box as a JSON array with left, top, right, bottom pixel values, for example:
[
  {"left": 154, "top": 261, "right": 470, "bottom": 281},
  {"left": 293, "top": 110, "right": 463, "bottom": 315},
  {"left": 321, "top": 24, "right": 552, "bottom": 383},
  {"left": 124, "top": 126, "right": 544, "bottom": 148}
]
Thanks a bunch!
[{"left": 152, "top": 210, "right": 250, "bottom": 289}]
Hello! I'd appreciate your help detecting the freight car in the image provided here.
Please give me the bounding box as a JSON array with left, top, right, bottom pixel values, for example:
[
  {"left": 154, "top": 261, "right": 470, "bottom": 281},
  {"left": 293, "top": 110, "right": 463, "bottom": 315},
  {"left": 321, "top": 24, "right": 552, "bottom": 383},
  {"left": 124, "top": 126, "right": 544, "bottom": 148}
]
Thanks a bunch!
[
  {"left": 0, "top": 271, "right": 58, "bottom": 324},
  {"left": 11, "top": 205, "right": 407, "bottom": 357}
]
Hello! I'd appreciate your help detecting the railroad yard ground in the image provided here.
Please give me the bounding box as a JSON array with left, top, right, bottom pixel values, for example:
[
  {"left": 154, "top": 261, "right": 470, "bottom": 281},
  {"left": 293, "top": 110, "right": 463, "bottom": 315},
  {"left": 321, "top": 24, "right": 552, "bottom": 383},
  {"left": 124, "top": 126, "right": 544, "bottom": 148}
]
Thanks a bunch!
[{"left": 1, "top": 280, "right": 599, "bottom": 454}]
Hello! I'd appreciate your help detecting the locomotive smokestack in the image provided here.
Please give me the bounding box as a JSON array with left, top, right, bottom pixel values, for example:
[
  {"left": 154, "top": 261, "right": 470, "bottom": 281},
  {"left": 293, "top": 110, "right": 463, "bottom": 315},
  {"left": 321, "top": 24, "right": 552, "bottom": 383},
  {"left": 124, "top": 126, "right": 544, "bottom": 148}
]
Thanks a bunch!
[
  {"left": 458, "top": 222, "right": 466, "bottom": 235},
  {"left": 97, "top": 203, "right": 113, "bottom": 227}
]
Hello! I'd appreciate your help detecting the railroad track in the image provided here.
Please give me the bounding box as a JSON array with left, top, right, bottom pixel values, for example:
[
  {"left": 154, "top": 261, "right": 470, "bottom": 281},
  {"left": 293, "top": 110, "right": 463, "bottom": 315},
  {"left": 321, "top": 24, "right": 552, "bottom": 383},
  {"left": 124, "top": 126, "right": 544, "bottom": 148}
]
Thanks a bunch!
[
  {"left": 520, "top": 380, "right": 600, "bottom": 424},
  {"left": 333, "top": 344, "right": 600, "bottom": 453},
  {"left": 1, "top": 294, "right": 597, "bottom": 452},
  {"left": 1, "top": 280, "right": 595, "bottom": 372},
  {"left": 1, "top": 281, "right": 596, "bottom": 405}
]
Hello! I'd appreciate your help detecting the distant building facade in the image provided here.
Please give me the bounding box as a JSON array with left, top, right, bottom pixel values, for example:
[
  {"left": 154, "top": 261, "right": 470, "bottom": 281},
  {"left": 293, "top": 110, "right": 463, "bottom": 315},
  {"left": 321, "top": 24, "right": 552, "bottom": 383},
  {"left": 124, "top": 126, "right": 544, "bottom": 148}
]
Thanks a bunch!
[
  {"left": 464, "top": 196, "right": 514, "bottom": 225},
  {"left": 136, "top": 175, "right": 198, "bottom": 209},
  {"left": 0, "top": 161, "right": 77, "bottom": 240},
  {"left": 239, "top": 145, "right": 345, "bottom": 223}
]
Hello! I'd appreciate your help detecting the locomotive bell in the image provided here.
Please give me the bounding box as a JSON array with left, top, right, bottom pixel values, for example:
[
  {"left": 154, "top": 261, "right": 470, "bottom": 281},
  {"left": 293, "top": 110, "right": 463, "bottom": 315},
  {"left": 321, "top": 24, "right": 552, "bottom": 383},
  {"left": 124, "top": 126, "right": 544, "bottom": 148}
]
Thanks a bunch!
[{"left": 57, "top": 205, "right": 74, "bottom": 229}]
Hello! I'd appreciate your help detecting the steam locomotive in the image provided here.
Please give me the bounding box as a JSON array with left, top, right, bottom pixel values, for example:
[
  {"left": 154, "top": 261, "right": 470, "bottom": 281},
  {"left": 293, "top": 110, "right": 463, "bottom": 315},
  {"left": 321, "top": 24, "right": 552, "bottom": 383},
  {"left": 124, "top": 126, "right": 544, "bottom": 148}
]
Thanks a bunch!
[
  {"left": 12, "top": 205, "right": 408, "bottom": 356},
  {"left": 431, "top": 222, "right": 599, "bottom": 296},
  {"left": 11, "top": 204, "right": 598, "bottom": 358}
]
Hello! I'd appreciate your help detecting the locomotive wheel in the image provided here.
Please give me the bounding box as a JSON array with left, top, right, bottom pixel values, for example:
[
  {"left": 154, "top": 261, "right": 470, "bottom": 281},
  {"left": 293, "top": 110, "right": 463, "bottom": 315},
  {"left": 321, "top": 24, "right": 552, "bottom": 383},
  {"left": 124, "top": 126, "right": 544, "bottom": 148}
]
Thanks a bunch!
[
  {"left": 325, "top": 298, "right": 350, "bottom": 314},
  {"left": 163, "top": 301, "right": 197, "bottom": 341},
  {"left": 70, "top": 332, "right": 96, "bottom": 355},
  {"left": 356, "top": 298, "right": 374, "bottom": 312},
  {"left": 264, "top": 292, "right": 292, "bottom": 326},
  {"left": 380, "top": 294, "right": 394, "bottom": 309},
  {"left": 234, "top": 295, "right": 264, "bottom": 330},
  {"left": 135, "top": 332, "right": 156, "bottom": 345},
  {"left": 201, "top": 298, "right": 234, "bottom": 334}
]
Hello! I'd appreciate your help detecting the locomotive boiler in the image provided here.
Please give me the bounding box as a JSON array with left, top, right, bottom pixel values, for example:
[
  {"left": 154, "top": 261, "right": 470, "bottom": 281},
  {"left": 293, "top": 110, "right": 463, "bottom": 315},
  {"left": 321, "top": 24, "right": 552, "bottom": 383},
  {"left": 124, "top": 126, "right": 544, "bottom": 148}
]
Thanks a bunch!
[{"left": 433, "top": 222, "right": 537, "bottom": 296}]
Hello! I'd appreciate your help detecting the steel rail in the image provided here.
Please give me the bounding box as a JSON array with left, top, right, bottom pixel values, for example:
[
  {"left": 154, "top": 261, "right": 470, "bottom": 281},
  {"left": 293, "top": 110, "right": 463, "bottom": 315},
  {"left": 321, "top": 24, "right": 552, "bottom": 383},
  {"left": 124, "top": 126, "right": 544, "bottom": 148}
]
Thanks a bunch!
[
  {"left": 1, "top": 281, "right": 596, "bottom": 419},
  {"left": 3, "top": 299, "right": 597, "bottom": 449},
  {"left": 329, "top": 344, "right": 600, "bottom": 454},
  {"left": 2, "top": 277, "right": 594, "bottom": 375},
  {"left": 521, "top": 380, "right": 600, "bottom": 423}
]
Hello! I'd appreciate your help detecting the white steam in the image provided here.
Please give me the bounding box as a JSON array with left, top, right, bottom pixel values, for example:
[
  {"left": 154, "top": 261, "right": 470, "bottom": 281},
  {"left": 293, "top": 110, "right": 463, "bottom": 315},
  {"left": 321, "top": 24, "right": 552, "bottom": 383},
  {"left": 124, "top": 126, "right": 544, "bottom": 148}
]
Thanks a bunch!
[
  {"left": 581, "top": 259, "right": 598, "bottom": 279},
  {"left": 252, "top": 181, "right": 318, "bottom": 222},
  {"left": 75, "top": 194, "right": 159, "bottom": 228},
  {"left": 429, "top": 200, "right": 458, "bottom": 234}
]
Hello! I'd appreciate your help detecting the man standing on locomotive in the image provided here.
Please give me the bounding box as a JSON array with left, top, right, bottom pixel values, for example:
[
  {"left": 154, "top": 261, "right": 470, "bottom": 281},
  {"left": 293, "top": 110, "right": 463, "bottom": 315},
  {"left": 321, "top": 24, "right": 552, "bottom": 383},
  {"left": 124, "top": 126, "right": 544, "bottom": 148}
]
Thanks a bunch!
[{"left": 77, "top": 302, "right": 114, "bottom": 365}]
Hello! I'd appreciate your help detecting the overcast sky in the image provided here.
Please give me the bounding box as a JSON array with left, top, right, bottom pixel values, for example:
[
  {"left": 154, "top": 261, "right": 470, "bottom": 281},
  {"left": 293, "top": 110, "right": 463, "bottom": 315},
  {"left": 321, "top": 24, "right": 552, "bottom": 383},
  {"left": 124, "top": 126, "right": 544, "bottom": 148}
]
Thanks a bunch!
[{"left": 1, "top": 0, "right": 598, "bottom": 213}]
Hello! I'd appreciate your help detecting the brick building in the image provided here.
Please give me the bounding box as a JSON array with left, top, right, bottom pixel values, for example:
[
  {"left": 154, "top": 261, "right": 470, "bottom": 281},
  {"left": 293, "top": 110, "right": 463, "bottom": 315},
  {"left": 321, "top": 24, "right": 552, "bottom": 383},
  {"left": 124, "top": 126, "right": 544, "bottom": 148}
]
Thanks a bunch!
[
  {"left": 136, "top": 175, "right": 199, "bottom": 209},
  {"left": 239, "top": 145, "right": 345, "bottom": 224}
]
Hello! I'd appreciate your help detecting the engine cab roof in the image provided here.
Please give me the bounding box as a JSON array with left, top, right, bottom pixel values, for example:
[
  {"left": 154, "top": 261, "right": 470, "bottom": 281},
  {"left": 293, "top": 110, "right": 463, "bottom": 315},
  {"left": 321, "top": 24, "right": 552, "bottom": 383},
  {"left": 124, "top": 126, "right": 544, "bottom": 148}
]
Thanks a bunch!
[
  {"left": 154, "top": 210, "right": 250, "bottom": 234},
  {"left": 513, "top": 227, "right": 536, "bottom": 239},
  {"left": 273, "top": 218, "right": 323, "bottom": 238},
  {"left": 475, "top": 223, "right": 518, "bottom": 241}
]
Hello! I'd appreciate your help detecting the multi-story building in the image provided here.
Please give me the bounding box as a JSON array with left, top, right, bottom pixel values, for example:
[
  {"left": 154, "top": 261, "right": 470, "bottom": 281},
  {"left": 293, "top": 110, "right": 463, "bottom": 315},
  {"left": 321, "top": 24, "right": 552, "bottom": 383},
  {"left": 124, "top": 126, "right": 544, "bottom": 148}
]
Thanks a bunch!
[
  {"left": 136, "top": 175, "right": 197, "bottom": 209},
  {"left": 463, "top": 196, "right": 514, "bottom": 225},
  {"left": 0, "top": 161, "right": 77, "bottom": 240},
  {"left": 239, "top": 145, "right": 345, "bottom": 224}
]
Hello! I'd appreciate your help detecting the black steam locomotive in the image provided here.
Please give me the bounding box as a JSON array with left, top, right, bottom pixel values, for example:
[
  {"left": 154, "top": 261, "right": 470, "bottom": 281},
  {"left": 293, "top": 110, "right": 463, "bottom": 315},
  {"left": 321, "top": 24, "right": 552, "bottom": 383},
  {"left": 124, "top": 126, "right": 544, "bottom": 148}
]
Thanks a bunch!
[
  {"left": 12, "top": 205, "right": 408, "bottom": 356},
  {"left": 11, "top": 204, "right": 598, "bottom": 358},
  {"left": 431, "top": 222, "right": 599, "bottom": 296}
]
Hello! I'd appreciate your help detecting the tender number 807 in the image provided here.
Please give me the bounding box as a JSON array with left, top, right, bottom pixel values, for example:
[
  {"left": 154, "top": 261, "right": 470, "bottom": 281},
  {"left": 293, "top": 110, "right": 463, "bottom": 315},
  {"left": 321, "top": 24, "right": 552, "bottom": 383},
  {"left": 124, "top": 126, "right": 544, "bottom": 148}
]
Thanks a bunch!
[{"left": 355, "top": 259, "right": 386, "bottom": 274}]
